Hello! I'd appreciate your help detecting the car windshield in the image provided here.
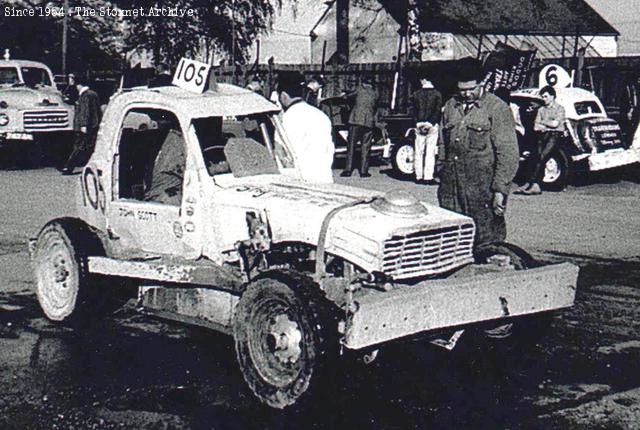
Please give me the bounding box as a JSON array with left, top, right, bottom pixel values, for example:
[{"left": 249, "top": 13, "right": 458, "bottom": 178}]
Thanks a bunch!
[
  {"left": 574, "top": 101, "right": 602, "bottom": 115},
  {"left": 194, "top": 113, "right": 293, "bottom": 177},
  {"left": 21, "top": 67, "right": 52, "bottom": 87},
  {"left": 0, "top": 67, "right": 20, "bottom": 85}
]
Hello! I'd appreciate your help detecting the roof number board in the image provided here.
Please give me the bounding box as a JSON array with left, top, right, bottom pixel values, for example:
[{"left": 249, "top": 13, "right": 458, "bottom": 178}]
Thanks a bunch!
[
  {"left": 172, "top": 58, "right": 211, "bottom": 94},
  {"left": 538, "top": 64, "right": 573, "bottom": 89}
]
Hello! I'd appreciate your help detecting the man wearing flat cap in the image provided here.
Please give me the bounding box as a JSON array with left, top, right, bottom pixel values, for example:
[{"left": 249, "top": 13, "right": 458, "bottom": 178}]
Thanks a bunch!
[{"left": 436, "top": 61, "right": 519, "bottom": 250}]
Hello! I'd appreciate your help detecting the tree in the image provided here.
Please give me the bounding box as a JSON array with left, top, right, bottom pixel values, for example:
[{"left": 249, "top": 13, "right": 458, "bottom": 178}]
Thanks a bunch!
[
  {"left": 114, "top": 0, "right": 294, "bottom": 67},
  {"left": 0, "top": 0, "right": 295, "bottom": 72}
]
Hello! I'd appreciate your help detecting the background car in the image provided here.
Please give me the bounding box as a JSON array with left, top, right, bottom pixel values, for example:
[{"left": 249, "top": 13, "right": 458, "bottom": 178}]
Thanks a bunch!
[{"left": 512, "top": 87, "right": 640, "bottom": 190}]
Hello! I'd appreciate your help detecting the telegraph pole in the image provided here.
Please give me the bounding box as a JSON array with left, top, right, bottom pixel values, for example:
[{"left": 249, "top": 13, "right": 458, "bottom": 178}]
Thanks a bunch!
[{"left": 62, "top": 0, "right": 69, "bottom": 75}]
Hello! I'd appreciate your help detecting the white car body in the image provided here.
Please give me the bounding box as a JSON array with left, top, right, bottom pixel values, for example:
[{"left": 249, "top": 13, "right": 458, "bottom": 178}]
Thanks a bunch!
[{"left": 0, "top": 59, "right": 74, "bottom": 142}]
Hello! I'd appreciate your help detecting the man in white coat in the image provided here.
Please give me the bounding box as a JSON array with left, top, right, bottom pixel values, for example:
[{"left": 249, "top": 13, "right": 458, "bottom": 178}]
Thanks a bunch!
[{"left": 276, "top": 72, "right": 335, "bottom": 183}]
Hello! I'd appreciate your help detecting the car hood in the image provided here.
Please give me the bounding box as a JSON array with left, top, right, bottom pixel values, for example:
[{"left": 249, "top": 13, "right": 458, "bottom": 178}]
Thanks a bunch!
[
  {"left": 213, "top": 175, "right": 474, "bottom": 276},
  {"left": 0, "top": 86, "right": 66, "bottom": 108}
]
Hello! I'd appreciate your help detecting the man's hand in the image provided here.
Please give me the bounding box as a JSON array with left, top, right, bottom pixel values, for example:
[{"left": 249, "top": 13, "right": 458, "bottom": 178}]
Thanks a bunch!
[
  {"left": 492, "top": 192, "right": 506, "bottom": 217},
  {"left": 80, "top": 126, "right": 87, "bottom": 134}
]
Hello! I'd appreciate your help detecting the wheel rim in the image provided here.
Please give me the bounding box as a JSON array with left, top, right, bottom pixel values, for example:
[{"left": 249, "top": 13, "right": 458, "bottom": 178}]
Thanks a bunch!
[
  {"left": 35, "top": 228, "right": 79, "bottom": 320},
  {"left": 543, "top": 157, "right": 561, "bottom": 183},
  {"left": 247, "top": 296, "right": 307, "bottom": 388},
  {"left": 395, "top": 145, "right": 415, "bottom": 175}
]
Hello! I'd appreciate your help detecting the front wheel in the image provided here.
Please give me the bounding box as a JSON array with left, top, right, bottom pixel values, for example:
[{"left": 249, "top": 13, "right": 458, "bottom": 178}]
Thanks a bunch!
[
  {"left": 233, "top": 275, "right": 333, "bottom": 409},
  {"left": 542, "top": 149, "right": 570, "bottom": 191},
  {"left": 391, "top": 141, "right": 415, "bottom": 178}
]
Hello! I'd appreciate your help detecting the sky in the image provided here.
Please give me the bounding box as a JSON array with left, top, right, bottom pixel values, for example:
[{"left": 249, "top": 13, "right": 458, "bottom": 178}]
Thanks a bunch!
[{"left": 584, "top": 0, "right": 640, "bottom": 55}]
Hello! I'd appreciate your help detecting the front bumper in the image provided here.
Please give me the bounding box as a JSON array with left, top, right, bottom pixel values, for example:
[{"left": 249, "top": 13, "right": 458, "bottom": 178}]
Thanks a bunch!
[
  {"left": 588, "top": 148, "right": 640, "bottom": 171},
  {"left": 344, "top": 262, "right": 579, "bottom": 349}
]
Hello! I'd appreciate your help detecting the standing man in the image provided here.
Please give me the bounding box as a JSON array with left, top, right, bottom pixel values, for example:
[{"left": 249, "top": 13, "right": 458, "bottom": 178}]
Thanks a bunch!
[
  {"left": 62, "top": 73, "right": 78, "bottom": 105},
  {"left": 516, "top": 85, "right": 566, "bottom": 195},
  {"left": 410, "top": 76, "right": 442, "bottom": 184},
  {"left": 437, "top": 64, "right": 519, "bottom": 250},
  {"left": 341, "top": 76, "right": 378, "bottom": 178},
  {"left": 277, "top": 72, "right": 335, "bottom": 183},
  {"left": 149, "top": 62, "right": 172, "bottom": 88},
  {"left": 303, "top": 75, "right": 325, "bottom": 107},
  {"left": 61, "top": 75, "right": 102, "bottom": 175}
]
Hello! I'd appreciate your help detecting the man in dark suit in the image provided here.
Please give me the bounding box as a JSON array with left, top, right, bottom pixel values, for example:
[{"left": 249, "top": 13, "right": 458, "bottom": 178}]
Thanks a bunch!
[
  {"left": 341, "top": 76, "right": 378, "bottom": 177},
  {"left": 61, "top": 75, "right": 102, "bottom": 174}
]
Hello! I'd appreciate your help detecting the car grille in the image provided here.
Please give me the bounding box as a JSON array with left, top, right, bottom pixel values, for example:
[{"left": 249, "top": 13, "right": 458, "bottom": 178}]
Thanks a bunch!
[
  {"left": 382, "top": 224, "right": 474, "bottom": 279},
  {"left": 23, "top": 110, "right": 70, "bottom": 131}
]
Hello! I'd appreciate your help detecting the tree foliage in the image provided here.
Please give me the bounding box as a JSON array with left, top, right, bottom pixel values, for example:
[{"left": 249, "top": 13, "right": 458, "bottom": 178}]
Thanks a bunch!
[{"left": 0, "top": 0, "right": 293, "bottom": 72}]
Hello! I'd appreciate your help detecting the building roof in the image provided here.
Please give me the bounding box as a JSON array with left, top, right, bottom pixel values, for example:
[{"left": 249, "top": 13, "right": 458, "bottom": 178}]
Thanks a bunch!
[{"left": 380, "top": 0, "right": 619, "bottom": 36}]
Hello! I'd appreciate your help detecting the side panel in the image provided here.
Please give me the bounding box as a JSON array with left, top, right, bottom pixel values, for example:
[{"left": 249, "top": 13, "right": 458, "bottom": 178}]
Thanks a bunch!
[{"left": 139, "top": 286, "right": 238, "bottom": 333}]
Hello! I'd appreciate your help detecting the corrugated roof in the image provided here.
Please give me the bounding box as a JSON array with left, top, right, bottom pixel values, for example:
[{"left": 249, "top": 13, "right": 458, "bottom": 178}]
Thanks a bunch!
[
  {"left": 453, "top": 34, "right": 602, "bottom": 59},
  {"left": 380, "top": 0, "right": 619, "bottom": 36}
]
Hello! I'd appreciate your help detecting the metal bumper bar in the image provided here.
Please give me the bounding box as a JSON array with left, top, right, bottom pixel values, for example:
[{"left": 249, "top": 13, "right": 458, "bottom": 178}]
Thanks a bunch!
[{"left": 344, "top": 262, "right": 579, "bottom": 349}]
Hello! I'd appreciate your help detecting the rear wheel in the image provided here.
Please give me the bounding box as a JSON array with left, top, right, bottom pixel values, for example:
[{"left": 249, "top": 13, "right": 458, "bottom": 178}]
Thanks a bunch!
[
  {"left": 33, "top": 218, "right": 105, "bottom": 324},
  {"left": 541, "top": 149, "right": 570, "bottom": 191},
  {"left": 391, "top": 141, "right": 415, "bottom": 178},
  {"left": 234, "top": 274, "right": 334, "bottom": 409}
]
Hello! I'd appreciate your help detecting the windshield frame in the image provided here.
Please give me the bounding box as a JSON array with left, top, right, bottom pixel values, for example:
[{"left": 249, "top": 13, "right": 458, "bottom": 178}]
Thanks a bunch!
[{"left": 191, "top": 111, "right": 298, "bottom": 179}]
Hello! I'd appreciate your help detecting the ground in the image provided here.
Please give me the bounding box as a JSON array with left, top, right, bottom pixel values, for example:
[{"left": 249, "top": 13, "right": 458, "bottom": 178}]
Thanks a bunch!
[{"left": 1, "top": 165, "right": 639, "bottom": 429}]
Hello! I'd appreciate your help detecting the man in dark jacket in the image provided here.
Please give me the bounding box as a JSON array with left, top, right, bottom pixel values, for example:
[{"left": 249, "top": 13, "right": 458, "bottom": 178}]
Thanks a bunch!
[
  {"left": 61, "top": 75, "right": 102, "bottom": 174},
  {"left": 341, "top": 76, "right": 378, "bottom": 177},
  {"left": 437, "top": 64, "right": 518, "bottom": 250}
]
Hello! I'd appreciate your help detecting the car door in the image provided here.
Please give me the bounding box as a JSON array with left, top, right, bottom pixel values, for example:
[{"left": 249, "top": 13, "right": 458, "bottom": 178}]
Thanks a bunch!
[{"left": 106, "top": 106, "right": 187, "bottom": 257}]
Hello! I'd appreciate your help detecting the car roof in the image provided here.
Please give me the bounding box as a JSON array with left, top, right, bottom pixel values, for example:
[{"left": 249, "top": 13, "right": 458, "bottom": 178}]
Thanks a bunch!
[
  {"left": 511, "top": 87, "right": 606, "bottom": 120},
  {"left": 0, "top": 60, "right": 52, "bottom": 69},
  {"left": 111, "top": 83, "right": 280, "bottom": 117}
]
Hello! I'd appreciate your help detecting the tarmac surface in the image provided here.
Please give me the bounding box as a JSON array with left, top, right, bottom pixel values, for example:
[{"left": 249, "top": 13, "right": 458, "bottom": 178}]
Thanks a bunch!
[{"left": 1, "top": 165, "right": 640, "bottom": 429}]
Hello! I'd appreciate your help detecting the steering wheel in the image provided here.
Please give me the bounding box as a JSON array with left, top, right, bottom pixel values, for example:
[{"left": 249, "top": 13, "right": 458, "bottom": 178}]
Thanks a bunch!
[{"left": 202, "top": 145, "right": 230, "bottom": 175}]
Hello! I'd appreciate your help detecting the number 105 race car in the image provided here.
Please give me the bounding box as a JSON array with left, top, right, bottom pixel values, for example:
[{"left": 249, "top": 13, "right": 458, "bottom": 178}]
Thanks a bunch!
[{"left": 29, "top": 58, "right": 579, "bottom": 409}]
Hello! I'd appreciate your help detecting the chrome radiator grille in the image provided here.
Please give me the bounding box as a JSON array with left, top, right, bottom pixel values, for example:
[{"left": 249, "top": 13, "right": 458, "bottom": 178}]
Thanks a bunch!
[
  {"left": 382, "top": 224, "right": 474, "bottom": 278},
  {"left": 23, "top": 110, "right": 70, "bottom": 131}
]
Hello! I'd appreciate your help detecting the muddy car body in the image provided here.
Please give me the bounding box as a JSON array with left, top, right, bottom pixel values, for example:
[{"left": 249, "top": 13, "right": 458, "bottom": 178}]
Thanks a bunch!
[
  {"left": 0, "top": 58, "right": 74, "bottom": 145},
  {"left": 31, "top": 83, "right": 579, "bottom": 408},
  {"left": 512, "top": 87, "right": 640, "bottom": 190}
]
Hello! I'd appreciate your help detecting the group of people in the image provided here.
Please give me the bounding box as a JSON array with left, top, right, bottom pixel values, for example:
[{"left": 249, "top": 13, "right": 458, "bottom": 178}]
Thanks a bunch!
[{"left": 265, "top": 72, "right": 380, "bottom": 180}]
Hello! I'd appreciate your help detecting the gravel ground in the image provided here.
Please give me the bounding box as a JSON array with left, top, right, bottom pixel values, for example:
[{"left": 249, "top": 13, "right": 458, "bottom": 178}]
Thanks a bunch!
[{"left": 1, "top": 165, "right": 639, "bottom": 429}]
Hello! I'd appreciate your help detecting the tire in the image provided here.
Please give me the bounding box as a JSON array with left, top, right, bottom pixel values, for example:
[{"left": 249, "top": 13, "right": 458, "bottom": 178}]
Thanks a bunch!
[
  {"left": 33, "top": 218, "right": 105, "bottom": 324},
  {"left": 233, "top": 273, "right": 335, "bottom": 409},
  {"left": 541, "top": 148, "right": 570, "bottom": 191},
  {"left": 391, "top": 141, "right": 415, "bottom": 178},
  {"left": 474, "top": 243, "right": 551, "bottom": 341}
]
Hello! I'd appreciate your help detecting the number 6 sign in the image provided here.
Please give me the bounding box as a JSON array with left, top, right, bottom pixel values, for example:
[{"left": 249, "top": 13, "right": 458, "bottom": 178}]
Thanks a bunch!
[
  {"left": 172, "top": 58, "right": 212, "bottom": 94},
  {"left": 538, "top": 64, "right": 573, "bottom": 89}
]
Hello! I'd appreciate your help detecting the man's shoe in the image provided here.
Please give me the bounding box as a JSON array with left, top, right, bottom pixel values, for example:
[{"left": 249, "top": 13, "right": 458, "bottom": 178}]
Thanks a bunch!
[
  {"left": 360, "top": 172, "right": 371, "bottom": 178},
  {"left": 514, "top": 183, "right": 531, "bottom": 194},
  {"left": 340, "top": 171, "right": 352, "bottom": 177},
  {"left": 61, "top": 167, "right": 74, "bottom": 175},
  {"left": 522, "top": 183, "right": 542, "bottom": 195}
]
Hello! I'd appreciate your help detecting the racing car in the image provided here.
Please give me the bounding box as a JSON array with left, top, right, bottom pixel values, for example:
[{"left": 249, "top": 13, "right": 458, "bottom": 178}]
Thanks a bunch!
[{"left": 30, "top": 58, "right": 579, "bottom": 409}]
